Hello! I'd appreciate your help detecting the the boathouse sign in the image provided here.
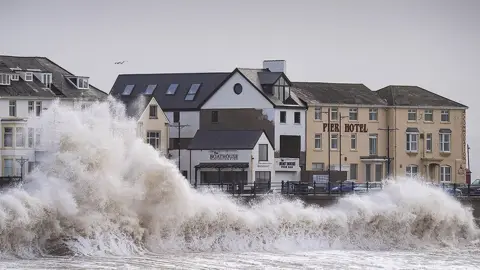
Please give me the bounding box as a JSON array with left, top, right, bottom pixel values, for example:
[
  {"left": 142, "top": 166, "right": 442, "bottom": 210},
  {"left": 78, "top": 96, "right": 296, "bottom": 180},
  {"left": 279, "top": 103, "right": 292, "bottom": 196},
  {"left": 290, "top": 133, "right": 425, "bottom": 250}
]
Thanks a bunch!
[
  {"left": 209, "top": 150, "right": 239, "bottom": 161},
  {"left": 323, "top": 123, "right": 369, "bottom": 133}
]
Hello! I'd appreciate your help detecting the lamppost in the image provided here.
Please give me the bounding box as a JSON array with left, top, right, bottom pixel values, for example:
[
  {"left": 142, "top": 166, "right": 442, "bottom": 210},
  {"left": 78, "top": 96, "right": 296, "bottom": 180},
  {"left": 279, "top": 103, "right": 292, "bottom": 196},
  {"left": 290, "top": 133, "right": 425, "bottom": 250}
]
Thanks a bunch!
[
  {"left": 16, "top": 156, "right": 28, "bottom": 181},
  {"left": 321, "top": 108, "right": 331, "bottom": 181},
  {"left": 168, "top": 121, "right": 189, "bottom": 170},
  {"left": 338, "top": 112, "right": 349, "bottom": 176},
  {"left": 378, "top": 125, "right": 398, "bottom": 177}
]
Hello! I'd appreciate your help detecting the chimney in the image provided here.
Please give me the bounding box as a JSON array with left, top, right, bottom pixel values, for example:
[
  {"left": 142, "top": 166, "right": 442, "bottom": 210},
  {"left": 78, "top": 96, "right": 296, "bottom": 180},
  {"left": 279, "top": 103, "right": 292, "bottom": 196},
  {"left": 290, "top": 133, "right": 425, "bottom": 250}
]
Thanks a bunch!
[{"left": 263, "top": 60, "right": 286, "bottom": 73}]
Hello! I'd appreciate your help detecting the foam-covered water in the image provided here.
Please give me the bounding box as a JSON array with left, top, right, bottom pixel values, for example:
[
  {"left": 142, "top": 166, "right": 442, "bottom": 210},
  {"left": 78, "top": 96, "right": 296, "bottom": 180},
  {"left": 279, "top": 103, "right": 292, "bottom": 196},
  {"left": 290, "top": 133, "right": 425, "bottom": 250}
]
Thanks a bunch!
[{"left": 0, "top": 98, "right": 479, "bottom": 268}]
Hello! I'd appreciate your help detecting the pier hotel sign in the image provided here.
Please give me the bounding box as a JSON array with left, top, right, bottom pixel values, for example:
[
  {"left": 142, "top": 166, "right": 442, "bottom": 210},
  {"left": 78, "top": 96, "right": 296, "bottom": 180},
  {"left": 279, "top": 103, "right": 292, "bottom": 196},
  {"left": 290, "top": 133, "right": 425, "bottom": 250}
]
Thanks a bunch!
[
  {"left": 323, "top": 123, "right": 369, "bottom": 133},
  {"left": 209, "top": 150, "right": 239, "bottom": 161}
]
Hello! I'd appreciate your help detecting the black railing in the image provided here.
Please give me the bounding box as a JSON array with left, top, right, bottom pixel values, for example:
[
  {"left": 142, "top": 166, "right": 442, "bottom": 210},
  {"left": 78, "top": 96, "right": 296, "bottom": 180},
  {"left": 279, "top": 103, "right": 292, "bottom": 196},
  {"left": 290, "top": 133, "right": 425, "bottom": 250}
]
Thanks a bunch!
[{"left": 0, "top": 176, "right": 22, "bottom": 188}]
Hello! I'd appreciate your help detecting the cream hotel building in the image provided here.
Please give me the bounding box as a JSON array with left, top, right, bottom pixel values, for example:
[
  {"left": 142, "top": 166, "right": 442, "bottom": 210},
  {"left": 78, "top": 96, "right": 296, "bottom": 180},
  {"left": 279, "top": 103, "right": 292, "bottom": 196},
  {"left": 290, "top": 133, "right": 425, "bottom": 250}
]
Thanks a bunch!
[{"left": 292, "top": 83, "right": 468, "bottom": 184}]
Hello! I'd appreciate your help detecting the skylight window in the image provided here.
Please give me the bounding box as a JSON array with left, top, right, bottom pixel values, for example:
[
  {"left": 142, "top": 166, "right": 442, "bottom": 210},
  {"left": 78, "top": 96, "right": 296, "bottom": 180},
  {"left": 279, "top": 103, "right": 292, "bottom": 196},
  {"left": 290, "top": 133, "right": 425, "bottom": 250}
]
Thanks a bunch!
[
  {"left": 122, "top": 84, "right": 135, "bottom": 95},
  {"left": 166, "top": 84, "right": 178, "bottom": 95},
  {"left": 145, "top": 84, "right": 157, "bottom": 95},
  {"left": 184, "top": 83, "right": 201, "bottom": 101}
]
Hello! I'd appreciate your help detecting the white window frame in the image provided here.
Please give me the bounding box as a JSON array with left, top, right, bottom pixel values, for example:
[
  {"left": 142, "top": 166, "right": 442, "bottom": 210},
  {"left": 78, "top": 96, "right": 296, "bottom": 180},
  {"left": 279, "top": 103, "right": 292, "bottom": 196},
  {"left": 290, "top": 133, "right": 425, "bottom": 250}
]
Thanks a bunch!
[
  {"left": 78, "top": 78, "right": 89, "bottom": 89},
  {"left": 349, "top": 108, "right": 358, "bottom": 121},
  {"left": 9, "top": 100, "right": 16, "bottom": 117},
  {"left": 406, "top": 132, "right": 419, "bottom": 152},
  {"left": 28, "top": 101, "right": 34, "bottom": 114},
  {"left": 312, "top": 162, "right": 324, "bottom": 171},
  {"left": 330, "top": 108, "right": 338, "bottom": 121},
  {"left": 424, "top": 109, "right": 433, "bottom": 122},
  {"left": 350, "top": 163, "right": 358, "bottom": 180},
  {"left": 42, "top": 73, "right": 52, "bottom": 88},
  {"left": 35, "top": 101, "right": 42, "bottom": 117},
  {"left": 146, "top": 131, "right": 161, "bottom": 149},
  {"left": 15, "top": 127, "right": 25, "bottom": 148},
  {"left": 440, "top": 132, "right": 451, "bottom": 153},
  {"left": 0, "top": 73, "right": 11, "bottom": 85},
  {"left": 369, "top": 108, "right": 378, "bottom": 121},
  {"left": 426, "top": 133, "right": 432, "bottom": 153},
  {"left": 406, "top": 164, "right": 418, "bottom": 178},
  {"left": 314, "top": 134, "right": 322, "bottom": 149},
  {"left": 330, "top": 133, "right": 338, "bottom": 150},
  {"left": 149, "top": 105, "right": 158, "bottom": 118},
  {"left": 3, "top": 127, "right": 13, "bottom": 147},
  {"left": 258, "top": 144, "right": 269, "bottom": 161},
  {"left": 407, "top": 109, "right": 417, "bottom": 121},
  {"left": 28, "top": 128, "right": 34, "bottom": 148},
  {"left": 440, "top": 165, "right": 451, "bottom": 182},
  {"left": 3, "top": 158, "right": 14, "bottom": 176},
  {"left": 440, "top": 110, "right": 450, "bottom": 122},
  {"left": 350, "top": 133, "right": 357, "bottom": 150},
  {"left": 369, "top": 134, "right": 378, "bottom": 155},
  {"left": 314, "top": 107, "right": 322, "bottom": 120},
  {"left": 24, "top": 72, "right": 33, "bottom": 81},
  {"left": 10, "top": 74, "right": 19, "bottom": 81}
]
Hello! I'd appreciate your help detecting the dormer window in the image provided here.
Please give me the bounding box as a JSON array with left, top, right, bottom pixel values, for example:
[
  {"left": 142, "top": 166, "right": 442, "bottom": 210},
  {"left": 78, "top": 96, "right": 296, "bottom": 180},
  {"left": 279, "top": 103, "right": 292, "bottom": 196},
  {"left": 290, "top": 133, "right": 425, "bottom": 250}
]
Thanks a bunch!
[
  {"left": 273, "top": 76, "right": 290, "bottom": 102},
  {"left": 66, "top": 76, "right": 89, "bottom": 89},
  {"left": 42, "top": 73, "right": 52, "bottom": 88},
  {"left": 11, "top": 74, "right": 19, "bottom": 81},
  {"left": 25, "top": 72, "right": 33, "bottom": 81},
  {"left": 0, "top": 74, "right": 11, "bottom": 85}
]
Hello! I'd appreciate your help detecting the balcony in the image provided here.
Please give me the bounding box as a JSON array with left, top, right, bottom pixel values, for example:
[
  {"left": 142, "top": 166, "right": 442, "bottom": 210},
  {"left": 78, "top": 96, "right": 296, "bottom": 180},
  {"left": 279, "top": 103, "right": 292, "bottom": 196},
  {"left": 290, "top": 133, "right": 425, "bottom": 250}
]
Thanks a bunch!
[{"left": 274, "top": 158, "right": 300, "bottom": 172}]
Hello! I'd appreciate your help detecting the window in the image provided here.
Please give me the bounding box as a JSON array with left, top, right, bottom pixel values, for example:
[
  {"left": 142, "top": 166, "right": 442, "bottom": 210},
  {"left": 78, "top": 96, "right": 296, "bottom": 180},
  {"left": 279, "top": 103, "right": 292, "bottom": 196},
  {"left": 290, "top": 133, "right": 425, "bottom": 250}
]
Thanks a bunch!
[
  {"left": 350, "top": 133, "right": 357, "bottom": 150},
  {"left": 35, "top": 101, "right": 42, "bottom": 116},
  {"left": 426, "top": 133, "right": 432, "bottom": 152},
  {"left": 15, "top": 127, "right": 24, "bottom": 147},
  {"left": 28, "top": 161, "right": 35, "bottom": 173},
  {"left": 312, "top": 163, "right": 324, "bottom": 171},
  {"left": 258, "top": 144, "right": 268, "bottom": 161},
  {"left": 330, "top": 134, "right": 338, "bottom": 150},
  {"left": 440, "top": 165, "right": 451, "bottom": 182},
  {"left": 350, "top": 164, "right": 358, "bottom": 180},
  {"left": 42, "top": 73, "right": 52, "bottom": 88},
  {"left": 369, "top": 108, "right": 378, "bottom": 121},
  {"left": 166, "top": 84, "right": 178, "bottom": 95},
  {"left": 330, "top": 108, "right": 338, "bottom": 121},
  {"left": 349, "top": 108, "right": 358, "bottom": 121},
  {"left": 3, "top": 127, "right": 13, "bottom": 147},
  {"left": 3, "top": 159, "right": 13, "bottom": 176},
  {"left": 9, "top": 100, "right": 16, "bottom": 117},
  {"left": 369, "top": 134, "right": 378, "bottom": 155},
  {"left": 122, "top": 85, "right": 134, "bottom": 95},
  {"left": 365, "top": 164, "right": 371, "bottom": 182},
  {"left": 211, "top": 111, "right": 219, "bottom": 123},
  {"left": 35, "top": 128, "right": 41, "bottom": 146},
  {"left": 406, "top": 165, "right": 418, "bottom": 178},
  {"left": 149, "top": 105, "right": 158, "bottom": 118},
  {"left": 424, "top": 110, "right": 433, "bottom": 122},
  {"left": 294, "top": 112, "right": 301, "bottom": 124},
  {"left": 375, "top": 164, "right": 383, "bottom": 182},
  {"left": 0, "top": 73, "right": 11, "bottom": 85},
  {"left": 15, "top": 158, "right": 23, "bottom": 176},
  {"left": 146, "top": 131, "right": 161, "bottom": 149},
  {"left": 144, "top": 84, "right": 157, "bottom": 95},
  {"left": 279, "top": 111, "right": 286, "bottom": 123},
  {"left": 440, "top": 132, "right": 451, "bottom": 152},
  {"left": 314, "top": 107, "right": 322, "bottom": 120},
  {"left": 441, "top": 110, "right": 450, "bottom": 122},
  {"left": 173, "top": 112, "right": 180, "bottom": 123},
  {"left": 408, "top": 109, "right": 417, "bottom": 121},
  {"left": 406, "top": 132, "right": 419, "bottom": 152},
  {"left": 255, "top": 171, "right": 271, "bottom": 183},
  {"left": 24, "top": 72, "right": 33, "bottom": 81},
  {"left": 185, "top": 83, "right": 201, "bottom": 101},
  {"left": 11, "top": 74, "right": 19, "bottom": 81},
  {"left": 273, "top": 76, "right": 290, "bottom": 102},
  {"left": 314, "top": 134, "right": 322, "bottom": 149},
  {"left": 28, "top": 128, "right": 34, "bottom": 148},
  {"left": 28, "top": 101, "right": 34, "bottom": 114},
  {"left": 78, "top": 78, "right": 89, "bottom": 89}
]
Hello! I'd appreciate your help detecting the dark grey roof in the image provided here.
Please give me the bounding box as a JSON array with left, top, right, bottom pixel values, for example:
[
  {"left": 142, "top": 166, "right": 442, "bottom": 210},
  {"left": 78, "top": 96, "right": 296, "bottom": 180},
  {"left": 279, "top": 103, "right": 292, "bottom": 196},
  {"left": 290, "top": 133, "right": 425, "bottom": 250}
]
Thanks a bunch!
[
  {"left": 0, "top": 62, "right": 13, "bottom": 73},
  {"left": 376, "top": 85, "right": 467, "bottom": 108},
  {"left": 0, "top": 55, "right": 106, "bottom": 100},
  {"left": 188, "top": 130, "right": 266, "bottom": 150},
  {"left": 109, "top": 72, "right": 231, "bottom": 111},
  {"left": 291, "top": 82, "right": 388, "bottom": 105},
  {"left": 117, "top": 95, "right": 154, "bottom": 119},
  {"left": 258, "top": 72, "right": 282, "bottom": 85}
]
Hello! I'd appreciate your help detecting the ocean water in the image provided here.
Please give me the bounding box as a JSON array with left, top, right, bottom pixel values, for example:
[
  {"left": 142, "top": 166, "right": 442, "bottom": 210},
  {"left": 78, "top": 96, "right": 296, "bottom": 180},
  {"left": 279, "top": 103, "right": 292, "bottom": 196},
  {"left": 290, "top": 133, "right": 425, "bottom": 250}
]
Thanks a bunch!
[{"left": 0, "top": 97, "right": 479, "bottom": 269}]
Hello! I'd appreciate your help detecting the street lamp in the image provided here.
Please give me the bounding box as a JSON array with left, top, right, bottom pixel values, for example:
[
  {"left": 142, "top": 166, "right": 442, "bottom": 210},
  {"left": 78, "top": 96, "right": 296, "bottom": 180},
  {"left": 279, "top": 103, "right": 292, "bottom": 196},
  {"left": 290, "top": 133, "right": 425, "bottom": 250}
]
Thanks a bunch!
[
  {"left": 16, "top": 156, "right": 28, "bottom": 181},
  {"left": 338, "top": 112, "right": 349, "bottom": 176}
]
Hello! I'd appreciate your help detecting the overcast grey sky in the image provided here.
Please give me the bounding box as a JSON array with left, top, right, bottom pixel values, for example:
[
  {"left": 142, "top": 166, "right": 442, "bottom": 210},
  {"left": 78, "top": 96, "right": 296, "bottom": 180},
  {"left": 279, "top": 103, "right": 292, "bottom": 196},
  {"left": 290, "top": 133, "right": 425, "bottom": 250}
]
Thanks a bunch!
[{"left": 2, "top": 0, "right": 480, "bottom": 173}]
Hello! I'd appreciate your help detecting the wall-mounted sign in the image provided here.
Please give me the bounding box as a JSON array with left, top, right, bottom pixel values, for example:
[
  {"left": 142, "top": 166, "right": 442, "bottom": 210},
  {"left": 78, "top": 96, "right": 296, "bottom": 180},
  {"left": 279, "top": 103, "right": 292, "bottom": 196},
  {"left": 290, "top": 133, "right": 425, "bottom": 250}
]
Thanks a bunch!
[
  {"left": 209, "top": 150, "right": 239, "bottom": 161},
  {"left": 323, "top": 123, "right": 368, "bottom": 133},
  {"left": 274, "top": 158, "right": 299, "bottom": 171}
]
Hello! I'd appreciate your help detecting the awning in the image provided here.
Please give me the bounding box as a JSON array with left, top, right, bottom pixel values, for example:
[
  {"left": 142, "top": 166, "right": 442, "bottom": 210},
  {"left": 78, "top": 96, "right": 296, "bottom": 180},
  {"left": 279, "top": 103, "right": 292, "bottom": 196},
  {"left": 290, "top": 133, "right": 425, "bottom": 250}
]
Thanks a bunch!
[
  {"left": 439, "top": 128, "right": 452, "bottom": 133},
  {"left": 195, "top": 162, "right": 249, "bottom": 169},
  {"left": 406, "top": 127, "right": 419, "bottom": 133}
]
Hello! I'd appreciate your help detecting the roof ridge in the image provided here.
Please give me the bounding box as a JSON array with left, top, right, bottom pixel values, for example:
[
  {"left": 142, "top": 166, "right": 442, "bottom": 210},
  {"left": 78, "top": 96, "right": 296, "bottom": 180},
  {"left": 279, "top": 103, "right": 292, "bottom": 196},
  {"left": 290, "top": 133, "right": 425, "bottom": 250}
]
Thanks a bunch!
[{"left": 118, "top": 72, "right": 231, "bottom": 76}]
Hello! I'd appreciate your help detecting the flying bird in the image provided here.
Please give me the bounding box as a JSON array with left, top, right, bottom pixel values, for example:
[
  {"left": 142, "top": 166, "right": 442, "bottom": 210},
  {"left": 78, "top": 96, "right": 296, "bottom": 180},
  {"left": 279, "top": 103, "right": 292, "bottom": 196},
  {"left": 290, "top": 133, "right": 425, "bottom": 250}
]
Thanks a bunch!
[{"left": 114, "top": 61, "right": 128, "bottom": 64}]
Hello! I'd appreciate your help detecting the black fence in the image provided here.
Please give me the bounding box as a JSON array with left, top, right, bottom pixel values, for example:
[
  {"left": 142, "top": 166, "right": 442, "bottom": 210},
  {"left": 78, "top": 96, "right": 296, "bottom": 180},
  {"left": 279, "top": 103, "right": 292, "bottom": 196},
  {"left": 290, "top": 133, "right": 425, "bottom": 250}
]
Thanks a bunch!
[
  {"left": 0, "top": 176, "right": 22, "bottom": 189},
  {"left": 192, "top": 180, "right": 480, "bottom": 197}
]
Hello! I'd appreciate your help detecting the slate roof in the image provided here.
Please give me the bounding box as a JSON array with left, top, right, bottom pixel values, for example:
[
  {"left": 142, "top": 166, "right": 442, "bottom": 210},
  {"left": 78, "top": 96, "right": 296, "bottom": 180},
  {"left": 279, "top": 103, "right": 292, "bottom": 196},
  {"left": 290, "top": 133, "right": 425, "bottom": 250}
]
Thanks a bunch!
[
  {"left": 117, "top": 95, "right": 154, "bottom": 119},
  {"left": 291, "top": 82, "right": 388, "bottom": 106},
  {"left": 0, "top": 55, "right": 106, "bottom": 100},
  {"left": 188, "top": 129, "right": 267, "bottom": 150},
  {"left": 376, "top": 85, "right": 467, "bottom": 108},
  {"left": 109, "top": 72, "right": 231, "bottom": 111},
  {"left": 237, "top": 68, "right": 305, "bottom": 108},
  {"left": 258, "top": 71, "right": 282, "bottom": 85}
]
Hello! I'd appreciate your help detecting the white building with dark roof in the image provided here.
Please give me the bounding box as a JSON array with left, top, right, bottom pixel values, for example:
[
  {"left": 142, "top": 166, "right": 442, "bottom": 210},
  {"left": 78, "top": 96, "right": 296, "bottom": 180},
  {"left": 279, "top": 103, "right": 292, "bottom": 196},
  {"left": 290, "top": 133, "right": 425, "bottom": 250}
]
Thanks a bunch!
[{"left": 0, "top": 55, "right": 106, "bottom": 183}]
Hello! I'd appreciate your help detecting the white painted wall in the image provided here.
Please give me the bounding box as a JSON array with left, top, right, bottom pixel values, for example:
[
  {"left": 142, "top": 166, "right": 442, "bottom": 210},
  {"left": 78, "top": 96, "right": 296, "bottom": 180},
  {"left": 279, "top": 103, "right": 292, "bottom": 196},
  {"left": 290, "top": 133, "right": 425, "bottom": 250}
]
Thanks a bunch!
[
  {"left": 202, "top": 71, "right": 274, "bottom": 109},
  {"left": 164, "top": 111, "right": 199, "bottom": 138},
  {"left": 137, "top": 98, "right": 170, "bottom": 155},
  {"left": 274, "top": 108, "right": 306, "bottom": 151}
]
